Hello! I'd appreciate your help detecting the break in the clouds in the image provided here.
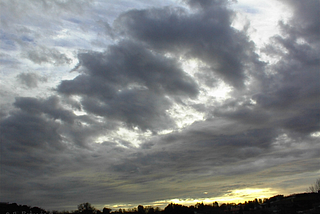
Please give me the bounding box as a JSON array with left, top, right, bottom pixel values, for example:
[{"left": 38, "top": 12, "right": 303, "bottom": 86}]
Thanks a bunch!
[{"left": 0, "top": 0, "right": 319, "bottom": 211}]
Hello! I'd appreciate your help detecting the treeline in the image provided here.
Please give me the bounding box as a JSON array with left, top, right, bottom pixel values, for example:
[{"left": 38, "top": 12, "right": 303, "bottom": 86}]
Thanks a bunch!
[{"left": 1, "top": 192, "right": 320, "bottom": 214}]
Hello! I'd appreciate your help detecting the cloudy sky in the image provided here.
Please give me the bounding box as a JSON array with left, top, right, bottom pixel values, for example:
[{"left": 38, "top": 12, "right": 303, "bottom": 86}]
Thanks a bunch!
[{"left": 0, "top": 0, "right": 319, "bottom": 211}]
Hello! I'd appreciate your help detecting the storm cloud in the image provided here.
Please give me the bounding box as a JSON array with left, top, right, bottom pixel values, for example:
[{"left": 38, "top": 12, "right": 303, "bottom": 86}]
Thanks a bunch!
[
  {"left": 114, "top": 1, "right": 258, "bottom": 89},
  {"left": 0, "top": 0, "right": 319, "bottom": 211}
]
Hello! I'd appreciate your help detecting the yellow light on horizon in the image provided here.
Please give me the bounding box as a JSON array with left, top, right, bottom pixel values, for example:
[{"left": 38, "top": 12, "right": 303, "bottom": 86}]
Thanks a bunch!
[
  {"left": 213, "top": 188, "right": 277, "bottom": 203},
  {"left": 164, "top": 188, "right": 277, "bottom": 207},
  {"left": 101, "top": 188, "right": 277, "bottom": 211},
  {"left": 104, "top": 187, "right": 277, "bottom": 209}
]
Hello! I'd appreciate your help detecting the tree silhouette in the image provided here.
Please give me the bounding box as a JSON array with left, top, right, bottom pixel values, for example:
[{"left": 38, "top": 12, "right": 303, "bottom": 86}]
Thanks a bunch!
[
  {"left": 77, "top": 202, "right": 96, "bottom": 214},
  {"left": 103, "top": 207, "right": 112, "bottom": 214},
  {"left": 137, "top": 205, "right": 145, "bottom": 214},
  {"left": 308, "top": 178, "right": 320, "bottom": 193}
]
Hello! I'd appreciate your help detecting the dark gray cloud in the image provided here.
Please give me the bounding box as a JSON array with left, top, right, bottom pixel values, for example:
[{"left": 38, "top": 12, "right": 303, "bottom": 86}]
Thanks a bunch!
[
  {"left": 14, "top": 96, "right": 75, "bottom": 123},
  {"left": 253, "top": 0, "right": 320, "bottom": 136},
  {"left": 279, "top": 0, "right": 319, "bottom": 42},
  {"left": 105, "top": 118, "right": 320, "bottom": 203},
  {"left": 61, "top": 40, "right": 199, "bottom": 97},
  {"left": 16, "top": 72, "right": 48, "bottom": 88},
  {"left": 1, "top": 0, "right": 320, "bottom": 211},
  {"left": 80, "top": 89, "right": 174, "bottom": 132},
  {"left": 57, "top": 40, "right": 199, "bottom": 132},
  {"left": 0, "top": 95, "right": 132, "bottom": 208},
  {"left": 23, "top": 46, "right": 72, "bottom": 65},
  {"left": 0, "top": 111, "right": 63, "bottom": 151},
  {"left": 183, "top": 0, "right": 234, "bottom": 10},
  {"left": 114, "top": 2, "right": 259, "bottom": 89},
  {"left": 1, "top": 96, "right": 76, "bottom": 155},
  {"left": 200, "top": 0, "right": 320, "bottom": 140}
]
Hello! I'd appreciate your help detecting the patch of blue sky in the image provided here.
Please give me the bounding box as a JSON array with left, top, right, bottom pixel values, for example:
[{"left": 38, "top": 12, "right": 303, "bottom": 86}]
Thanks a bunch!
[
  {"left": 20, "top": 35, "right": 34, "bottom": 43},
  {"left": 0, "top": 57, "right": 19, "bottom": 65},
  {"left": 52, "top": 37, "right": 91, "bottom": 49},
  {"left": 65, "top": 18, "right": 82, "bottom": 24},
  {"left": 0, "top": 32, "right": 17, "bottom": 51},
  {"left": 233, "top": 5, "right": 259, "bottom": 14}
]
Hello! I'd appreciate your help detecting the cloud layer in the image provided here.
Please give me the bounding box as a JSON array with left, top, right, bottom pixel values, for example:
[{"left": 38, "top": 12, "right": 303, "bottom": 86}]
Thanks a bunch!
[{"left": 0, "top": 0, "right": 319, "bottom": 210}]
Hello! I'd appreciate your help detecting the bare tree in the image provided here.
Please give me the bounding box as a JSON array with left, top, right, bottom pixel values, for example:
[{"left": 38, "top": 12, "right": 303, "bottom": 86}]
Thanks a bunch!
[
  {"left": 77, "top": 202, "right": 96, "bottom": 214},
  {"left": 308, "top": 178, "right": 320, "bottom": 193}
]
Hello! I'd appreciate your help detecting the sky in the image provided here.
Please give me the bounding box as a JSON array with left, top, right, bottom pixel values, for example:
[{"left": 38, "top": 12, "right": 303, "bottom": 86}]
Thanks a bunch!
[{"left": 0, "top": 0, "right": 319, "bottom": 211}]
